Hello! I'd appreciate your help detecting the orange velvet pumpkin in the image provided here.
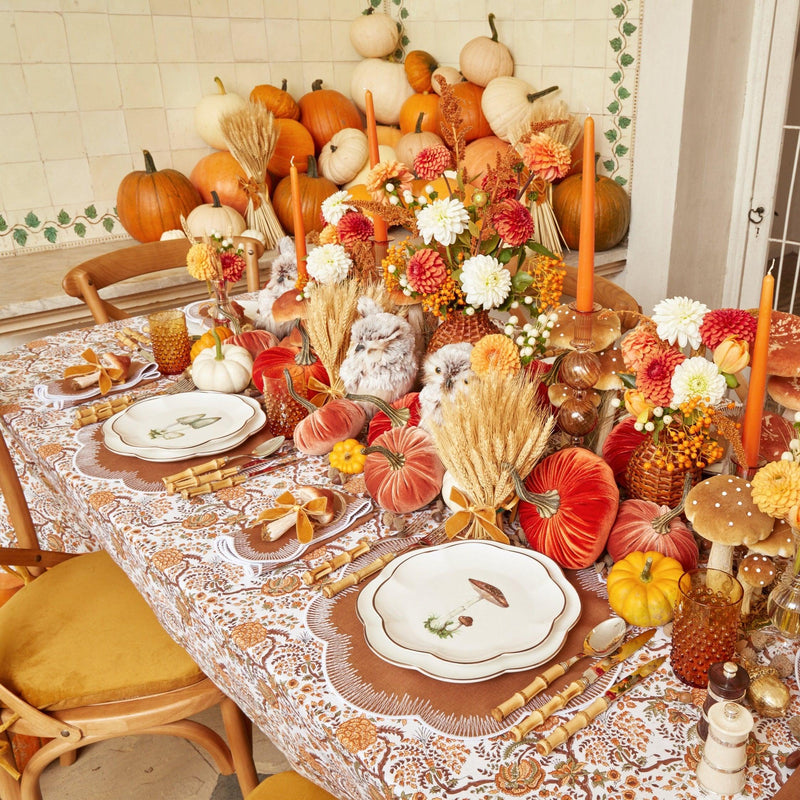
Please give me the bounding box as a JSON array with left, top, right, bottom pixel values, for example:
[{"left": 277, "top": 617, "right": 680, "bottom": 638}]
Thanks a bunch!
[
  {"left": 404, "top": 50, "right": 439, "bottom": 93},
  {"left": 552, "top": 175, "right": 631, "bottom": 251},
  {"left": 447, "top": 81, "right": 492, "bottom": 142},
  {"left": 273, "top": 156, "right": 338, "bottom": 234},
  {"left": 518, "top": 447, "right": 619, "bottom": 569},
  {"left": 293, "top": 396, "right": 366, "bottom": 456},
  {"left": 250, "top": 78, "right": 300, "bottom": 120},
  {"left": 399, "top": 92, "right": 441, "bottom": 135},
  {"left": 224, "top": 329, "right": 279, "bottom": 361},
  {"left": 117, "top": 150, "right": 202, "bottom": 243},
  {"left": 363, "top": 426, "right": 445, "bottom": 514},
  {"left": 299, "top": 79, "right": 364, "bottom": 152},
  {"left": 463, "top": 136, "right": 514, "bottom": 186},
  {"left": 601, "top": 416, "right": 647, "bottom": 488},
  {"left": 190, "top": 151, "right": 266, "bottom": 217},
  {"left": 367, "top": 392, "right": 421, "bottom": 444},
  {"left": 268, "top": 118, "right": 316, "bottom": 178}
]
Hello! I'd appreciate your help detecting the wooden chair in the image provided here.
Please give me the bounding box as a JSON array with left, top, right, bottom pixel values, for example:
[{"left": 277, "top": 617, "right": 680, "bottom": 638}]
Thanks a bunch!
[
  {"left": 62, "top": 236, "right": 265, "bottom": 325},
  {"left": 245, "top": 771, "right": 336, "bottom": 799},
  {"left": 0, "top": 430, "right": 259, "bottom": 800}
]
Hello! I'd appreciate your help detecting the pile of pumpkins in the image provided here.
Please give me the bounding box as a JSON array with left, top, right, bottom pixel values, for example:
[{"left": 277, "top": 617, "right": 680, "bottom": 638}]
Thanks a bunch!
[{"left": 116, "top": 9, "right": 630, "bottom": 250}]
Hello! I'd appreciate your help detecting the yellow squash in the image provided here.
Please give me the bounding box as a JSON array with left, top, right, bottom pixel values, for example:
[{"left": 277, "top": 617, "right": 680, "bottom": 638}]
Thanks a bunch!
[{"left": 329, "top": 438, "right": 366, "bottom": 475}]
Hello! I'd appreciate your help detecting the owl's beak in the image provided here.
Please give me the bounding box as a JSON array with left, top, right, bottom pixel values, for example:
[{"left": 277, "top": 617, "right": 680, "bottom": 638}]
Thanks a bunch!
[
  {"left": 445, "top": 377, "right": 454, "bottom": 391},
  {"left": 355, "top": 344, "right": 365, "bottom": 352}
]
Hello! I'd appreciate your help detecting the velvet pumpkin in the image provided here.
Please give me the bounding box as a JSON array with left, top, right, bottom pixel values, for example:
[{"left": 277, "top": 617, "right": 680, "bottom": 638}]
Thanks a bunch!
[
  {"left": 250, "top": 79, "right": 300, "bottom": 120},
  {"left": 363, "top": 426, "right": 445, "bottom": 514},
  {"left": 273, "top": 156, "right": 338, "bottom": 234},
  {"left": 601, "top": 416, "right": 648, "bottom": 488},
  {"left": 267, "top": 118, "right": 316, "bottom": 178},
  {"left": 116, "top": 150, "right": 202, "bottom": 243},
  {"left": 251, "top": 327, "right": 328, "bottom": 400},
  {"left": 223, "top": 329, "right": 279, "bottom": 361},
  {"left": 190, "top": 151, "right": 256, "bottom": 217},
  {"left": 552, "top": 175, "right": 631, "bottom": 251},
  {"left": 607, "top": 499, "right": 699, "bottom": 571},
  {"left": 299, "top": 79, "right": 364, "bottom": 152},
  {"left": 367, "top": 392, "right": 421, "bottom": 444},
  {"left": 517, "top": 447, "right": 619, "bottom": 569},
  {"left": 404, "top": 50, "right": 439, "bottom": 93}
]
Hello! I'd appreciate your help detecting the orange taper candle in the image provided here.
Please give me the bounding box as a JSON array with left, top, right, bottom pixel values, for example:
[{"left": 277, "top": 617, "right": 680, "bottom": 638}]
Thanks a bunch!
[
  {"left": 741, "top": 267, "right": 774, "bottom": 468},
  {"left": 364, "top": 89, "right": 389, "bottom": 244},
  {"left": 289, "top": 157, "right": 307, "bottom": 285},
  {"left": 575, "top": 115, "right": 595, "bottom": 312}
]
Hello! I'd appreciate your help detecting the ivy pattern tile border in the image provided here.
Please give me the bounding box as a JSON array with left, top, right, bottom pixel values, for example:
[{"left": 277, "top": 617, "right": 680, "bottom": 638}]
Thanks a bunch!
[{"left": 0, "top": 206, "right": 121, "bottom": 254}]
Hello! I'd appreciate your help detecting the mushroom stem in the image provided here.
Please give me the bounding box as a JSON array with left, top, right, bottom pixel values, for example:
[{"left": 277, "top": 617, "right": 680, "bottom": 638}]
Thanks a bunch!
[{"left": 706, "top": 542, "right": 734, "bottom": 576}]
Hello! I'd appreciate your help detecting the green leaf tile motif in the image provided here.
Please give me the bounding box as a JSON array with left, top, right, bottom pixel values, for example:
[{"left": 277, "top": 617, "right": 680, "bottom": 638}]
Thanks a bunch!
[
  {"left": 75, "top": 223, "right": 87, "bottom": 237},
  {"left": 43, "top": 227, "right": 57, "bottom": 243},
  {"left": 24, "top": 212, "right": 40, "bottom": 228},
  {"left": 85, "top": 205, "right": 98, "bottom": 219},
  {"left": 0, "top": 216, "right": 6, "bottom": 232},
  {"left": 57, "top": 210, "right": 71, "bottom": 224}
]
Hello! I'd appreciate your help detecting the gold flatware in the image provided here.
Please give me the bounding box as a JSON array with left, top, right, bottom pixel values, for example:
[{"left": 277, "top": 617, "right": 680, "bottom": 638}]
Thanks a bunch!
[{"left": 179, "top": 456, "right": 300, "bottom": 499}]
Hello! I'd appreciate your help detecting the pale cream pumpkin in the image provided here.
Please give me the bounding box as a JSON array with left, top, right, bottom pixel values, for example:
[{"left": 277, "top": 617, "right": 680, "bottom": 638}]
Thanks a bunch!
[
  {"left": 481, "top": 76, "right": 559, "bottom": 141},
  {"left": 191, "top": 331, "right": 253, "bottom": 394},
  {"left": 395, "top": 115, "right": 444, "bottom": 169},
  {"left": 431, "top": 66, "right": 464, "bottom": 95},
  {"left": 459, "top": 14, "right": 514, "bottom": 88},
  {"left": 349, "top": 9, "right": 400, "bottom": 59},
  {"left": 319, "top": 128, "right": 369, "bottom": 185},
  {"left": 194, "top": 77, "right": 247, "bottom": 151},
  {"left": 350, "top": 59, "right": 414, "bottom": 125},
  {"left": 185, "top": 191, "right": 247, "bottom": 238}
]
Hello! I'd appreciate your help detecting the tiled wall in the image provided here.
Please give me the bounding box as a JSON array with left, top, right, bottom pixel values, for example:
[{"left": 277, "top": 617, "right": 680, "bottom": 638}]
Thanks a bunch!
[{"left": 0, "top": 0, "right": 641, "bottom": 256}]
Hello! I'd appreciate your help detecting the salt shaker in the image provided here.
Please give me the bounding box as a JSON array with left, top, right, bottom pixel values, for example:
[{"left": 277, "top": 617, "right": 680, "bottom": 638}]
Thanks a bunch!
[
  {"left": 698, "top": 661, "right": 750, "bottom": 740},
  {"left": 696, "top": 701, "right": 754, "bottom": 796}
]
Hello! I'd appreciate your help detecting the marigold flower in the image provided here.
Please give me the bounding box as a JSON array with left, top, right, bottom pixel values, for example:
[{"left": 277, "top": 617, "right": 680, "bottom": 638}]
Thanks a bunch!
[
  {"left": 699, "top": 307, "right": 758, "bottom": 349},
  {"left": 522, "top": 134, "right": 572, "bottom": 182},
  {"left": 406, "top": 248, "right": 447, "bottom": 294},
  {"left": 186, "top": 242, "right": 220, "bottom": 281},
  {"left": 413, "top": 145, "right": 452, "bottom": 181},
  {"left": 492, "top": 198, "right": 534, "bottom": 246},
  {"left": 471, "top": 334, "right": 521, "bottom": 377},
  {"left": 751, "top": 460, "right": 800, "bottom": 519},
  {"left": 637, "top": 348, "right": 686, "bottom": 407}
]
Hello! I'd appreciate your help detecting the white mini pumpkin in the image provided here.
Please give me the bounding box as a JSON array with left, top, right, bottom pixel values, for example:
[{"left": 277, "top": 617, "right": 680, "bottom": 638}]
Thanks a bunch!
[
  {"left": 349, "top": 9, "right": 400, "bottom": 59},
  {"left": 186, "top": 191, "right": 247, "bottom": 238},
  {"left": 194, "top": 77, "right": 248, "bottom": 151},
  {"left": 319, "top": 128, "right": 369, "bottom": 185},
  {"left": 481, "top": 77, "right": 559, "bottom": 142},
  {"left": 350, "top": 59, "right": 414, "bottom": 125},
  {"left": 191, "top": 334, "right": 253, "bottom": 394}
]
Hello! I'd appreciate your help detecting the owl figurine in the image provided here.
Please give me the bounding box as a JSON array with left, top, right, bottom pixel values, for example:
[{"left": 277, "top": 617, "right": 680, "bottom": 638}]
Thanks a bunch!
[
  {"left": 254, "top": 236, "right": 297, "bottom": 339},
  {"left": 418, "top": 343, "right": 474, "bottom": 431},
  {"left": 339, "top": 297, "right": 418, "bottom": 415}
]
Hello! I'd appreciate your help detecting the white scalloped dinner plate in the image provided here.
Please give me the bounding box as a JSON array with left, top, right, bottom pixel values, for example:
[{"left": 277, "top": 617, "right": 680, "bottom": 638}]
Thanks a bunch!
[{"left": 356, "top": 540, "right": 581, "bottom": 683}]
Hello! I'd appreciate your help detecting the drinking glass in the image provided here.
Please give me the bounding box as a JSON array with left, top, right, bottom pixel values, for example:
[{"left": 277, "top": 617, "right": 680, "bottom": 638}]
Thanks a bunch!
[{"left": 148, "top": 309, "right": 191, "bottom": 375}]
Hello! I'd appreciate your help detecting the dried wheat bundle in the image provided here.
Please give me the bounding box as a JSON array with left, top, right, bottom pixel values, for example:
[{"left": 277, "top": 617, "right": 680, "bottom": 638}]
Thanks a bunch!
[
  {"left": 219, "top": 102, "right": 284, "bottom": 248},
  {"left": 430, "top": 372, "right": 555, "bottom": 514},
  {"left": 509, "top": 101, "right": 582, "bottom": 152},
  {"left": 304, "top": 279, "right": 361, "bottom": 393}
]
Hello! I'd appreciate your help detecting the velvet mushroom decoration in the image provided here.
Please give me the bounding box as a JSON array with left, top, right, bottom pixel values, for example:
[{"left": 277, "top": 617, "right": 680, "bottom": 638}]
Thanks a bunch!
[
  {"left": 767, "top": 375, "right": 800, "bottom": 415},
  {"left": 684, "top": 475, "right": 773, "bottom": 574},
  {"left": 736, "top": 553, "right": 777, "bottom": 615},
  {"left": 763, "top": 310, "right": 800, "bottom": 378},
  {"left": 747, "top": 518, "right": 796, "bottom": 560}
]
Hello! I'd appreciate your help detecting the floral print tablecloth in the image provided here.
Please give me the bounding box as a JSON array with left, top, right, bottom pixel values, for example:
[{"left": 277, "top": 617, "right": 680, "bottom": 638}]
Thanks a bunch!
[{"left": 1, "top": 320, "right": 799, "bottom": 800}]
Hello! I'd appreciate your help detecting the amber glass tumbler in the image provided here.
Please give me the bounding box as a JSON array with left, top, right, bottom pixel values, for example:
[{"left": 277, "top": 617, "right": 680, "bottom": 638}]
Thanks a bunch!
[{"left": 149, "top": 309, "right": 191, "bottom": 375}]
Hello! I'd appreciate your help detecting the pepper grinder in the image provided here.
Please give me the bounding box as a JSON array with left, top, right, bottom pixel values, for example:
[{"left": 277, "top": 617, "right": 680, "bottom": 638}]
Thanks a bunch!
[
  {"left": 698, "top": 661, "right": 750, "bottom": 741},
  {"left": 696, "top": 702, "right": 754, "bottom": 796}
]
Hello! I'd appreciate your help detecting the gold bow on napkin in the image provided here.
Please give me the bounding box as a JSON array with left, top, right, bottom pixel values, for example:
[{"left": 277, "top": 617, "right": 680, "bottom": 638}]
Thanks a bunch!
[
  {"left": 444, "top": 486, "right": 509, "bottom": 544},
  {"left": 63, "top": 349, "right": 128, "bottom": 396},
  {"left": 257, "top": 490, "right": 332, "bottom": 544}
]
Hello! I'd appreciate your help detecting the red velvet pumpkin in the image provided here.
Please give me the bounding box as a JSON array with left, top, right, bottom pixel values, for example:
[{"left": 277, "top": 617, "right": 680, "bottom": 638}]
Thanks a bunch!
[
  {"left": 518, "top": 447, "right": 619, "bottom": 569},
  {"left": 252, "top": 328, "right": 329, "bottom": 400},
  {"left": 293, "top": 397, "right": 366, "bottom": 456},
  {"left": 607, "top": 499, "right": 699, "bottom": 571},
  {"left": 224, "top": 329, "right": 279, "bottom": 361},
  {"left": 602, "top": 416, "right": 647, "bottom": 488},
  {"left": 363, "top": 426, "right": 445, "bottom": 514},
  {"left": 367, "top": 392, "right": 421, "bottom": 444}
]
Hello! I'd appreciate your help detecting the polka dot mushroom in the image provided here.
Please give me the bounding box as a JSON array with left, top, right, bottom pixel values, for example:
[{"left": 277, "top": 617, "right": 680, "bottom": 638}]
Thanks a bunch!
[
  {"left": 736, "top": 553, "right": 777, "bottom": 614},
  {"left": 684, "top": 475, "right": 773, "bottom": 575},
  {"left": 747, "top": 518, "right": 796, "bottom": 560}
]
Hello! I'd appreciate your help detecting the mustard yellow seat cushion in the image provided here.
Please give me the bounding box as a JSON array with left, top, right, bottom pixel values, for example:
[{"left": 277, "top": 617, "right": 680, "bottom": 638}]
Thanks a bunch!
[
  {"left": 0, "top": 550, "right": 204, "bottom": 710},
  {"left": 246, "top": 771, "right": 336, "bottom": 800}
]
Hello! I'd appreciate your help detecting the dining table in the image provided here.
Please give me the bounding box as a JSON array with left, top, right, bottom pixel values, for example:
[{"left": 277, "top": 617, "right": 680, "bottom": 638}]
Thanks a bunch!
[{"left": 1, "top": 304, "right": 799, "bottom": 800}]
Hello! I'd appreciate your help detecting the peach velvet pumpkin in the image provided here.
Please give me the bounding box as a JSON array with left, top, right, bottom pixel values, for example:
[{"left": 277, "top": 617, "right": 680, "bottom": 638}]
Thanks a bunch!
[
  {"left": 223, "top": 329, "right": 279, "bottom": 361},
  {"left": 518, "top": 447, "right": 619, "bottom": 569},
  {"left": 293, "top": 398, "right": 366, "bottom": 456},
  {"left": 363, "top": 426, "right": 445, "bottom": 514}
]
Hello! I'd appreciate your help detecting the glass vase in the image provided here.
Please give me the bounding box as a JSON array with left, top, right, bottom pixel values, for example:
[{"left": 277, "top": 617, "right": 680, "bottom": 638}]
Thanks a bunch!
[
  {"left": 766, "top": 528, "right": 800, "bottom": 638},
  {"left": 208, "top": 281, "right": 243, "bottom": 334}
]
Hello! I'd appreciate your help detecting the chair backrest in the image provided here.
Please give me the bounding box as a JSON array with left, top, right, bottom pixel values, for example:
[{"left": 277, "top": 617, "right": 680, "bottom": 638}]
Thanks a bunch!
[{"left": 0, "top": 430, "right": 38, "bottom": 551}]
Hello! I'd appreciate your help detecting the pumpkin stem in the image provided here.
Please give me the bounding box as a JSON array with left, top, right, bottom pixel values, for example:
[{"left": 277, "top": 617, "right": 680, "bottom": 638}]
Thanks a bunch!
[
  {"left": 414, "top": 111, "right": 425, "bottom": 134},
  {"left": 213, "top": 76, "right": 227, "bottom": 95},
  {"left": 362, "top": 444, "right": 406, "bottom": 471},
  {"left": 362, "top": 6, "right": 375, "bottom": 15},
  {"left": 346, "top": 393, "right": 410, "bottom": 427},
  {"left": 210, "top": 326, "right": 225, "bottom": 361},
  {"left": 311, "top": 79, "right": 323, "bottom": 91},
  {"left": 526, "top": 86, "right": 559, "bottom": 104},
  {"left": 142, "top": 150, "right": 157, "bottom": 174},
  {"left": 293, "top": 322, "right": 318, "bottom": 367},
  {"left": 306, "top": 155, "right": 319, "bottom": 179},
  {"left": 652, "top": 473, "right": 691, "bottom": 534},
  {"left": 487, "top": 12, "right": 500, "bottom": 42},
  {"left": 283, "top": 368, "right": 316, "bottom": 413},
  {"left": 504, "top": 462, "right": 561, "bottom": 518},
  {"left": 640, "top": 556, "right": 654, "bottom": 583},
  {"left": 280, "top": 78, "right": 288, "bottom": 91},
  {"left": 210, "top": 190, "right": 222, "bottom": 208}
]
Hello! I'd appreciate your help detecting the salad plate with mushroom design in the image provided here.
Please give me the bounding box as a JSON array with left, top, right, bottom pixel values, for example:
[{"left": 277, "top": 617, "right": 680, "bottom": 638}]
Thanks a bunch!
[{"left": 357, "top": 540, "right": 580, "bottom": 682}]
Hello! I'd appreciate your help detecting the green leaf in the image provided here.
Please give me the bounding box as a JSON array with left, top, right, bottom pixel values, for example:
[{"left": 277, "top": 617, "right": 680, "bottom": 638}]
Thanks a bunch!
[
  {"left": 620, "top": 372, "right": 636, "bottom": 389},
  {"left": 74, "top": 222, "right": 87, "bottom": 238},
  {"left": 0, "top": 216, "right": 6, "bottom": 232},
  {"left": 102, "top": 217, "right": 115, "bottom": 232},
  {"left": 615, "top": 143, "right": 629, "bottom": 156},
  {"left": 512, "top": 271, "right": 534, "bottom": 292},
  {"left": 610, "top": 71, "right": 622, "bottom": 84},
  {"left": 614, "top": 176, "right": 628, "bottom": 186},
  {"left": 400, "top": 7, "right": 408, "bottom": 17},
  {"left": 84, "top": 204, "right": 97, "bottom": 219},
  {"left": 623, "top": 22, "right": 637, "bottom": 35},
  {"left": 618, "top": 116, "right": 631, "bottom": 128},
  {"left": 527, "top": 241, "right": 558, "bottom": 258},
  {"left": 12, "top": 229, "right": 28, "bottom": 246},
  {"left": 605, "top": 129, "right": 618, "bottom": 143},
  {"left": 468, "top": 220, "right": 481, "bottom": 238},
  {"left": 612, "top": 3, "right": 625, "bottom": 17},
  {"left": 618, "top": 87, "right": 631, "bottom": 100},
  {"left": 43, "top": 226, "right": 57, "bottom": 243},
  {"left": 620, "top": 53, "right": 634, "bottom": 67},
  {"left": 24, "top": 211, "right": 40, "bottom": 228},
  {"left": 369, "top": 0, "right": 381, "bottom": 7},
  {"left": 603, "top": 159, "right": 615, "bottom": 172},
  {"left": 483, "top": 233, "right": 500, "bottom": 253},
  {"left": 57, "top": 209, "right": 70, "bottom": 224},
  {"left": 392, "top": 0, "right": 400, "bottom": 4},
  {"left": 607, "top": 100, "right": 620, "bottom": 114},
  {"left": 401, "top": 34, "right": 409, "bottom": 45},
  {"left": 609, "top": 37, "right": 622, "bottom": 52}
]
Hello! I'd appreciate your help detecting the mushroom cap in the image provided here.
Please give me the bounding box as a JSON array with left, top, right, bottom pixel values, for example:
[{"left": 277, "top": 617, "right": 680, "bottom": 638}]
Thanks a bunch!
[
  {"left": 759, "top": 411, "right": 795, "bottom": 462},
  {"left": 595, "top": 346, "right": 626, "bottom": 391},
  {"left": 458, "top": 615, "right": 474, "bottom": 627},
  {"left": 736, "top": 553, "right": 777, "bottom": 588},
  {"left": 684, "top": 475, "right": 773, "bottom": 546},
  {"left": 767, "top": 375, "right": 800, "bottom": 412},
  {"left": 468, "top": 578, "right": 509, "bottom": 608},
  {"left": 271, "top": 289, "right": 308, "bottom": 324},
  {"left": 748, "top": 518, "right": 796, "bottom": 558},
  {"left": 752, "top": 309, "right": 800, "bottom": 377},
  {"left": 548, "top": 304, "right": 621, "bottom": 353}
]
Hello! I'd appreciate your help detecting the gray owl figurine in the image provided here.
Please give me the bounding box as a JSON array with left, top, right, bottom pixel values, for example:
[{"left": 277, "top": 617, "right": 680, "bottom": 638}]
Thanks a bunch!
[
  {"left": 339, "top": 297, "right": 418, "bottom": 415},
  {"left": 255, "top": 236, "right": 298, "bottom": 339},
  {"left": 418, "top": 343, "right": 474, "bottom": 431}
]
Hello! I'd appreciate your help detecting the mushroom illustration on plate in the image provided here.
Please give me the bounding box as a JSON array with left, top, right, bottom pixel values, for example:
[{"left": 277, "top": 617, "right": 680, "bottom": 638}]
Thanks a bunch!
[{"left": 423, "top": 578, "right": 509, "bottom": 639}]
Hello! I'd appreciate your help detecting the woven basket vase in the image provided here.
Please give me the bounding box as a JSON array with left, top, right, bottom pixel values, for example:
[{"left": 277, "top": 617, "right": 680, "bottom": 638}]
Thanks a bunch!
[
  {"left": 426, "top": 309, "right": 501, "bottom": 355},
  {"left": 625, "top": 433, "right": 703, "bottom": 507}
]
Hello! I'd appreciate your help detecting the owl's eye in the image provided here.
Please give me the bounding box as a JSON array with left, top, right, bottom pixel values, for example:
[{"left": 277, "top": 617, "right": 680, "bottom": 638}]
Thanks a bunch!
[
  {"left": 435, "top": 366, "right": 442, "bottom": 374},
  {"left": 463, "top": 378, "right": 469, "bottom": 384}
]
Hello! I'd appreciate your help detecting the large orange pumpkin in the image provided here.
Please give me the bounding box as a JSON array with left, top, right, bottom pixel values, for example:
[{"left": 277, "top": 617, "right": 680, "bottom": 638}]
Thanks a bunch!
[
  {"left": 116, "top": 150, "right": 202, "bottom": 243},
  {"left": 552, "top": 175, "right": 631, "bottom": 251},
  {"left": 399, "top": 92, "right": 441, "bottom": 135},
  {"left": 298, "top": 79, "right": 364, "bottom": 153},
  {"left": 249, "top": 78, "right": 300, "bottom": 120},
  {"left": 447, "top": 81, "right": 492, "bottom": 142},
  {"left": 463, "top": 135, "right": 514, "bottom": 186},
  {"left": 404, "top": 50, "right": 439, "bottom": 93},
  {"left": 190, "top": 151, "right": 269, "bottom": 217},
  {"left": 273, "top": 156, "right": 338, "bottom": 234},
  {"left": 268, "top": 118, "right": 316, "bottom": 178}
]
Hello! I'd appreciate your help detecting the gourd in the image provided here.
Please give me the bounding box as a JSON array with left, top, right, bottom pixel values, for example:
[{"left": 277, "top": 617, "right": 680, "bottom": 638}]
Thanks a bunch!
[
  {"left": 395, "top": 113, "right": 444, "bottom": 169},
  {"left": 552, "top": 175, "right": 631, "bottom": 251},
  {"left": 190, "top": 325, "right": 235, "bottom": 362},
  {"left": 399, "top": 92, "right": 441, "bottom": 135},
  {"left": 367, "top": 392, "right": 421, "bottom": 444},
  {"left": 319, "top": 128, "right": 370, "bottom": 186},
  {"left": 516, "top": 447, "right": 619, "bottom": 569},
  {"left": 185, "top": 191, "right": 247, "bottom": 238},
  {"left": 459, "top": 13, "right": 514, "bottom": 87},
  {"left": 194, "top": 76, "right": 248, "bottom": 151},
  {"left": 267, "top": 118, "right": 316, "bottom": 178},
  {"left": 116, "top": 150, "right": 202, "bottom": 243},
  {"left": 601, "top": 415, "right": 647, "bottom": 488},
  {"left": 349, "top": 8, "right": 400, "bottom": 58},
  {"left": 223, "top": 329, "right": 279, "bottom": 361},
  {"left": 431, "top": 66, "right": 464, "bottom": 95},
  {"left": 404, "top": 50, "right": 439, "bottom": 93},
  {"left": 190, "top": 151, "right": 257, "bottom": 217},
  {"left": 463, "top": 135, "right": 513, "bottom": 185},
  {"left": 273, "top": 156, "right": 338, "bottom": 234},
  {"left": 607, "top": 498, "right": 699, "bottom": 571},
  {"left": 446, "top": 82, "right": 492, "bottom": 143},
  {"left": 606, "top": 551, "right": 684, "bottom": 627},
  {"left": 350, "top": 59, "right": 414, "bottom": 126},
  {"left": 363, "top": 426, "right": 445, "bottom": 514},
  {"left": 481, "top": 77, "right": 560, "bottom": 142},
  {"left": 329, "top": 439, "right": 367, "bottom": 475},
  {"left": 299, "top": 79, "right": 364, "bottom": 152},
  {"left": 249, "top": 78, "right": 300, "bottom": 120},
  {"left": 191, "top": 329, "right": 253, "bottom": 393}
]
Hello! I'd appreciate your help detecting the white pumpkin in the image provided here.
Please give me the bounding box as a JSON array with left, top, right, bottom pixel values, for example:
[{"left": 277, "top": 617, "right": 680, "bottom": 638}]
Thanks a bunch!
[
  {"left": 186, "top": 191, "right": 247, "bottom": 238},
  {"left": 441, "top": 471, "right": 470, "bottom": 513},
  {"left": 481, "top": 77, "right": 559, "bottom": 141},
  {"left": 344, "top": 145, "right": 398, "bottom": 189},
  {"left": 319, "top": 128, "right": 369, "bottom": 185},
  {"left": 194, "top": 77, "right": 248, "bottom": 151},
  {"left": 350, "top": 59, "right": 414, "bottom": 125},
  {"left": 191, "top": 337, "right": 253, "bottom": 394},
  {"left": 395, "top": 126, "right": 443, "bottom": 171},
  {"left": 431, "top": 66, "right": 464, "bottom": 95},
  {"left": 349, "top": 10, "right": 400, "bottom": 59},
  {"left": 459, "top": 13, "right": 514, "bottom": 88}
]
